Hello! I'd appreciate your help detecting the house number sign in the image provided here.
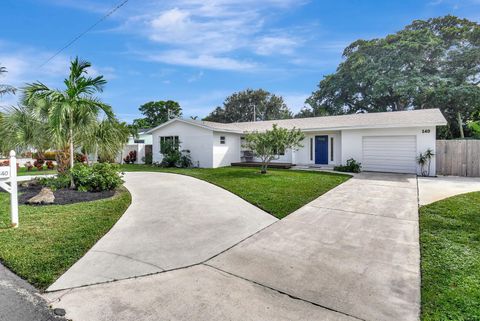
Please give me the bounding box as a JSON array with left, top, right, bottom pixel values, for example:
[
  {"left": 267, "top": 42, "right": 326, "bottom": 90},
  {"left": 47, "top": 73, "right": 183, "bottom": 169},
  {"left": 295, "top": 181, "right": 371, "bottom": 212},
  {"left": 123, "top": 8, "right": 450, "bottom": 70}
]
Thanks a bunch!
[{"left": 0, "top": 151, "right": 19, "bottom": 227}]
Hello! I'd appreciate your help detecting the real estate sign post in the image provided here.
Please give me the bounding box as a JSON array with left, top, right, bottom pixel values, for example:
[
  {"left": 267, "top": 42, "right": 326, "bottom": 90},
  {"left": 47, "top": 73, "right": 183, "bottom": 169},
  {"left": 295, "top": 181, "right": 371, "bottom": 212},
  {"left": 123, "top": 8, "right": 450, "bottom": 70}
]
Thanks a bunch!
[{"left": 0, "top": 151, "right": 19, "bottom": 228}]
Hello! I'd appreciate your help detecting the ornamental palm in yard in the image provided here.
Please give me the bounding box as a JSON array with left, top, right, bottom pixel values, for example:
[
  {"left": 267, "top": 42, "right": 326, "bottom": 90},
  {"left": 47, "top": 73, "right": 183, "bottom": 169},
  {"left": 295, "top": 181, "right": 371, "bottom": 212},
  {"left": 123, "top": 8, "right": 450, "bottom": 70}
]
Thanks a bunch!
[
  {"left": 82, "top": 118, "right": 131, "bottom": 163},
  {"left": 24, "top": 57, "right": 114, "bottom": 187},
  {"left": 0, "top": 65, "right": 16, "bottom": 97}
]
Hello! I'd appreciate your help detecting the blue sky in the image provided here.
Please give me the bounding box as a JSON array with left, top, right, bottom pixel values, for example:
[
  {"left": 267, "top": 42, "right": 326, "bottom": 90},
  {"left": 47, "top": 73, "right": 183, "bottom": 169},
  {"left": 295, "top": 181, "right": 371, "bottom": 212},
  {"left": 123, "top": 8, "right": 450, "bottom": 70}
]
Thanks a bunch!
[{"left": 1, "top": 0, "right": 479, "bottom": 122}]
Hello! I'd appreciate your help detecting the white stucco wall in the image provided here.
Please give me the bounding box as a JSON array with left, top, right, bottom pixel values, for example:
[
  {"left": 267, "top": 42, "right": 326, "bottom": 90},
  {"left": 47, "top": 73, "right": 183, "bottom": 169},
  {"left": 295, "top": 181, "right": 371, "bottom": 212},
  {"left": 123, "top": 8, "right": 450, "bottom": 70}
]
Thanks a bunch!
[
  {"left": 341, "top": 126, "right": 437, "bottom": 175},
  {"left": 151, "top": 122, "right": 214, "bottom": 168},
  {"left": 213, "top": 132, "right": 242, "bottom": 167},
  {"left": 293, "top": 131, "right": 342, "bottom": 166},
  {"left": 127, "top": 133, "right": 153, "bottom": 145}
]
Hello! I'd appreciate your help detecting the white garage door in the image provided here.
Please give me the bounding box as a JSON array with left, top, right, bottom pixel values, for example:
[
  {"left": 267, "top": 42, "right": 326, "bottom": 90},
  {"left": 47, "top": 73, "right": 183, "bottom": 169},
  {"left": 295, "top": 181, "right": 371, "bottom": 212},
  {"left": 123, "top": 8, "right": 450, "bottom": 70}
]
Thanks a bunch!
[{"left": 362, "top": 136, "right": 417, "bottom": 173}]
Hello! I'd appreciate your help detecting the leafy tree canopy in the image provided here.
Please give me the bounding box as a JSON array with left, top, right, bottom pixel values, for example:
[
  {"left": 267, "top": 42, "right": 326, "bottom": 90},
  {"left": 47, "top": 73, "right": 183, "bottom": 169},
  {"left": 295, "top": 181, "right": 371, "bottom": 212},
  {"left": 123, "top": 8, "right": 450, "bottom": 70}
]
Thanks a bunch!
[
  {"left": 244, "top": 124, "right": 304, "bottom": 174},
  {"left": 133, "top": 100, "right": 182, "bottom": 128},
  {"left": 204, "top": 89, "right": 293, "bottom": 123},
  {"left": 304, "top": 15, "right": 480, "bottom": 138}
]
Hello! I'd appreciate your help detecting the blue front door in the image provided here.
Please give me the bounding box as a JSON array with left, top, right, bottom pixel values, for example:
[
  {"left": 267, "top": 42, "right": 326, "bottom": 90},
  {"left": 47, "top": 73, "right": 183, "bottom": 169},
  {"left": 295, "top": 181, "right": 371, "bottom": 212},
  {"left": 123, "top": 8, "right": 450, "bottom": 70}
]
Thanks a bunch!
[{"left": 315, "top": 135, "right": 328, "bottom": 164}]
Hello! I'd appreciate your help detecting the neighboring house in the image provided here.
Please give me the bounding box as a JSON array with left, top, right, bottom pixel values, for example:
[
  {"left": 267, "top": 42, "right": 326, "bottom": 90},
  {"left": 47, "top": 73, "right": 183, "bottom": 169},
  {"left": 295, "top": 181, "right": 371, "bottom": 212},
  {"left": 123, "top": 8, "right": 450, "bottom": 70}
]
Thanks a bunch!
[
  {"left": 147, "top": 109, "right": 447, "bottom": 175},
  {"left": 118, "top": 129, "right": 153, "bottom": 164}
]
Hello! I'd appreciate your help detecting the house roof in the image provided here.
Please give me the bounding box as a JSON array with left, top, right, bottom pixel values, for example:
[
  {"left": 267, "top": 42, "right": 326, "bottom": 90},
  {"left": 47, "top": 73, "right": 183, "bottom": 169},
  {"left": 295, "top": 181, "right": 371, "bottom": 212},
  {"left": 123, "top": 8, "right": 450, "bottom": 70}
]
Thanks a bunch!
[{"left": 147, "top": 109, "right": 447, "bottom": 134}]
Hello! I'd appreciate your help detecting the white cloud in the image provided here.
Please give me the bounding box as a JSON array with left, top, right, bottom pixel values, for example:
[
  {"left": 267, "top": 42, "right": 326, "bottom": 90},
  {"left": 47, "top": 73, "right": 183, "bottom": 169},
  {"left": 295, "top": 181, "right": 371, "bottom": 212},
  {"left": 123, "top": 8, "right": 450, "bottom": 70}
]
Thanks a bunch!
[
  {"left": 254, "top": 36, "right": 300, "bottom": 56},
  {"left": 146, "top": 50, "right": 257, "bottom": 71},
  {"left": 118, "top": 0, "right": 308, "bottom": 70}
]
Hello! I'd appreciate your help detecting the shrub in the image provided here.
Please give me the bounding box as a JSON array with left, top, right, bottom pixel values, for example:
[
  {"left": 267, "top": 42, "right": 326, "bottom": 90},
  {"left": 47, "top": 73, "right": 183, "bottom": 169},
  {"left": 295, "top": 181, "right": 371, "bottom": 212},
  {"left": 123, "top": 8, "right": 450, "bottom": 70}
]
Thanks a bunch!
[
  {"left": 33, "top": 159, "right": 45, "bottom": 170},
  {"left": 123, "top": 150, "right": 137, "bottom": 164},
  {"left": 160, "top": 140, "right": 181, "bottom": 167},
  {"left": 0, "top": 160, "right": 20, "bottom": 169},
  {"left": 25, "top": 161, "right": 33, "bottom": 171},
  {"left": 334, "top": 158, "right": 362, "bottom": 173},
  {"left": 46, "top": 160, "right": 55, "bottom": 170},
  {"left": 178, "top": 150, "right": 193, "bottom": 168},
  {"left": 38, "top": 174, "right": 70, "bottom": 191},
  {"left": 44, "top": 151, "right": 57, "bottom": 161},
  {"left": 70, "top": 163, "right": 123, "bottom": 192},
  {"left": 75, "top": 153, "right": 87, "bottom": 163},
  {"left": 142, "top": 153, "right": 153, "bottom": 165}
]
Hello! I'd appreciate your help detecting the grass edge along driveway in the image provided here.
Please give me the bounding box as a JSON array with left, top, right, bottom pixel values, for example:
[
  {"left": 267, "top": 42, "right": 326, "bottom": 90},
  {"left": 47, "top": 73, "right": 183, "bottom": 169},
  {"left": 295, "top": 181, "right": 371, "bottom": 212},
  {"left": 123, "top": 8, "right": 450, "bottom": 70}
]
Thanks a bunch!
[
  {"left": 0, "top": 187, "right": 131, "bottom": 290},
  {"left": 419, "top": 191, "right": 480, "bottom": 321},
  {"left": 120, "top": 165, "right": 351, "bottom": 219}
]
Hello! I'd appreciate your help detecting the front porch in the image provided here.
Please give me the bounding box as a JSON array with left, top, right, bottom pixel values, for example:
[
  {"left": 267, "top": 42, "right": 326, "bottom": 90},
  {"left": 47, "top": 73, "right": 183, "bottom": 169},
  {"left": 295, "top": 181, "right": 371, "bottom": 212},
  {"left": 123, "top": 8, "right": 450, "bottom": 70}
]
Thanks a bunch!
[{"left": 231, "top": 162, "right": 294, "bottom": 169}]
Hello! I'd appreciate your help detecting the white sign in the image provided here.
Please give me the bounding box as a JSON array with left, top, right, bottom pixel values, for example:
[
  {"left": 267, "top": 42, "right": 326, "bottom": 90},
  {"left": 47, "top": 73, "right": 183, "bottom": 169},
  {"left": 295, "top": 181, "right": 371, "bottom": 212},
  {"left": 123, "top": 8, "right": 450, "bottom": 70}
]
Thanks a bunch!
[
  {"left": 0, "top": 167, "right": 10, "bottom": 179},
  {"left": 0, "top": 151, "right": 18, "bottom": 228}
]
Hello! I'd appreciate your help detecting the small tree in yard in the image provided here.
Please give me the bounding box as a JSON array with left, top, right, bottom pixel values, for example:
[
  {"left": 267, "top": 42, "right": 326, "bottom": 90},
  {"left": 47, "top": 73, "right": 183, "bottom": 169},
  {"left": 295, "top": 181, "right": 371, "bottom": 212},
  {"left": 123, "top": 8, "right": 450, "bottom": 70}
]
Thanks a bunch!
[{"left": 244, "top": 124, "right": 305, "bottom": 174}]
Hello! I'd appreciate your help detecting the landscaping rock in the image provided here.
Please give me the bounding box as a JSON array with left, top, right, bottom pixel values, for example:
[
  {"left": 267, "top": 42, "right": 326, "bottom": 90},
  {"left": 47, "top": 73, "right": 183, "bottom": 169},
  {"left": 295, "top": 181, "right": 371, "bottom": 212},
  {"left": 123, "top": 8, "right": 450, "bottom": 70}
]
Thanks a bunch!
[{"left": 27, "top": 187, "right": 55, "bottom": 205}]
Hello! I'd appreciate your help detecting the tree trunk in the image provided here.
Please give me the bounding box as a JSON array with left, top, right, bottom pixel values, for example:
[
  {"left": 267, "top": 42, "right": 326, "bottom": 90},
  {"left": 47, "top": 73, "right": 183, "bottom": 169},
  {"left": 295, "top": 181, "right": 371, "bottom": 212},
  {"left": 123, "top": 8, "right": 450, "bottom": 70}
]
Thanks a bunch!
[
  {"left": 457, "top": 112, "right": 465, "bottom": 138},
  {"left": 69, "top": 127, "right": 75, "bottom": 189},
  {"left": 261, "top": 164, "right": 267, "bottom": 174},
  {"left": 93, "top": 145, "right": 98, "bottom": 164}
]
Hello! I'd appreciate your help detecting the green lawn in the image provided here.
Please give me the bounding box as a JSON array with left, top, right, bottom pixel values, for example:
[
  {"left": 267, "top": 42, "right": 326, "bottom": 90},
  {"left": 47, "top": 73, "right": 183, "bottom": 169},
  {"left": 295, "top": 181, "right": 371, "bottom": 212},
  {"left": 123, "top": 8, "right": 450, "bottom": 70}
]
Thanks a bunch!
[
  {"left": 17, "top": 167, "right": 56, "bottom": 176},
  {"left": 420, "top": 192, "right": 480, "bottom": 321},
  {"left": 0, "top": 188, "right": 131, "bottom": 290},
  {"left": 120, "top": 164, "right": 350, "bottom": 219}
]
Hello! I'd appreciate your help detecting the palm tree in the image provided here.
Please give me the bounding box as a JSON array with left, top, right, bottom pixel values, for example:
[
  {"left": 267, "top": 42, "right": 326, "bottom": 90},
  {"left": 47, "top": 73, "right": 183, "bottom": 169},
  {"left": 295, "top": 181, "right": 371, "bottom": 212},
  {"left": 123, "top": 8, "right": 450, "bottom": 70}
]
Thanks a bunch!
[
  {"left": 82, "top": 118, "right": 130, "bottom": 163},
  {"left": 0, "top": 105, "right": 51, "bottom": 156},
  {"left": 0, "top": 65, "right": 16, "bottom": 97},
  {"left": 24, "top": 57, "right": 114, "bottom": 187}
]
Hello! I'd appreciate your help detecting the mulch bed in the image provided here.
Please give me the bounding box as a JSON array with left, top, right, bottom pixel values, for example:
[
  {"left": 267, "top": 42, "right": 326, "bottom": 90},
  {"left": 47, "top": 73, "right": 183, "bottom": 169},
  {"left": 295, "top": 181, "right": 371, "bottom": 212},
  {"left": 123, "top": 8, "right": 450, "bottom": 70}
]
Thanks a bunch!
[{"left": 13, "top": 182, "right": 116, "bottom": 206}]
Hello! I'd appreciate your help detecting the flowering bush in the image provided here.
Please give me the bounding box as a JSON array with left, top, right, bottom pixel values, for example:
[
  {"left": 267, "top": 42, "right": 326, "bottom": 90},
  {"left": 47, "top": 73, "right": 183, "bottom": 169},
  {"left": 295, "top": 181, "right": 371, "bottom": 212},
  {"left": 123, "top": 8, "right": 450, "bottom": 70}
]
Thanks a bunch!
[
  {"left": 46, "top": 160, "right": 55, "bottom": 170},
  {"left": 123, "top": 150, "right": 137, "bottom": 164},
  {"left": 25, "top": 161, "right": 33, "bottom": 171},
  {"left": 34, "top": 159, "right": 45, "bottom": 170},
  {"left": 1, "top": 160, "right": 20, "bottom": 169}
]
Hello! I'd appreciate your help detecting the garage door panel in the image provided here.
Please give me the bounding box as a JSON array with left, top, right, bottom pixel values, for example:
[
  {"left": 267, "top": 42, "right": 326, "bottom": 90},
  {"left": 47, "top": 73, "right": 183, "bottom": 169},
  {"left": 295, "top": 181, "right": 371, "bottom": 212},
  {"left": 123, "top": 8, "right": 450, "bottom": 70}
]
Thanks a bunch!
[{"left": 362, "top": 136, "right": 417, "bottom": 174}]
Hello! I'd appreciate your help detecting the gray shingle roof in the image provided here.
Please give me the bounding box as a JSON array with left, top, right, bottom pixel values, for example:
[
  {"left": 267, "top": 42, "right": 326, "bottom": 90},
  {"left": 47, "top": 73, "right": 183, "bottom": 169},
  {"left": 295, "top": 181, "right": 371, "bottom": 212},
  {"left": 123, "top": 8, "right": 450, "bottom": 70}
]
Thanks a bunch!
[{"left": 148, "top": 109, "right": 447, "bottom": 134}]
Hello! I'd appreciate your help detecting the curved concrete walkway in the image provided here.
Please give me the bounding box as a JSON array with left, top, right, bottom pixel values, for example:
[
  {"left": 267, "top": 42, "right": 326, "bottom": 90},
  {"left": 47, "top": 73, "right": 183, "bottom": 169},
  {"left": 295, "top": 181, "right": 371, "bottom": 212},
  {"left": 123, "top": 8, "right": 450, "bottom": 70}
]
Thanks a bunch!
[
  {"left": 418, "top": 175, "right": 480, "bottom": 205},
  {"left": 47, "top": 172, "right": 277, "bottom": 291}
]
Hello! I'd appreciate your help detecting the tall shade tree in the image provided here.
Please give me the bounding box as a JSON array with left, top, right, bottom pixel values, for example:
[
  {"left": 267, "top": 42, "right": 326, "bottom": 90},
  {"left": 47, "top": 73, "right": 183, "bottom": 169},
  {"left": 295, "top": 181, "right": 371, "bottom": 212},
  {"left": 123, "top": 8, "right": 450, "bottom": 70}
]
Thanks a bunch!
[
  {"left": 0, "top": 65, "right": 16, "bottom": 97},
  {"left": 132, "top": 100, "right": 182, "bottom": 128},
  {"left": 305, "top": 15, "right": 480, "bottom": 138},
  {"left": 204, "top": 89, "right": 293, "bottom": 123},
  {"left": 24, "top": 57, "right": 114, "bottom": 187},
  {"left": 243, "top": 124, "right": 304, "bottom": 174}
]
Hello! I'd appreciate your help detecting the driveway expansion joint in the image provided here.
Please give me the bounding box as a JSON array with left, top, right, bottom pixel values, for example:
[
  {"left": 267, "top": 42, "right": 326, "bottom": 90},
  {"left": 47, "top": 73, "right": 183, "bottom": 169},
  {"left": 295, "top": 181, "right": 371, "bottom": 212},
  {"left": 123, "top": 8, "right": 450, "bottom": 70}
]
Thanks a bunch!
[
  {"left": 203, "top": 263, "right": 367, "bottom": 321},
  {"left": 308, "top": 204, "right": 418, "bottom": 222},
  {"left": 47, "top": 220, "right": 280, "bottom": 293}
]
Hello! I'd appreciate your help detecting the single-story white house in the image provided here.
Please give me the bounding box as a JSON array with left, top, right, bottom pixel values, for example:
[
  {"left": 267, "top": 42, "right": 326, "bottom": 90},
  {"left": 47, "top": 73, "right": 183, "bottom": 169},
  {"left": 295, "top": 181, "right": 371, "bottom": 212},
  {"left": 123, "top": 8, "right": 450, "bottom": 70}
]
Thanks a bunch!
[{"left": 146, "top": 109, "right": 447, "bottom": 175}]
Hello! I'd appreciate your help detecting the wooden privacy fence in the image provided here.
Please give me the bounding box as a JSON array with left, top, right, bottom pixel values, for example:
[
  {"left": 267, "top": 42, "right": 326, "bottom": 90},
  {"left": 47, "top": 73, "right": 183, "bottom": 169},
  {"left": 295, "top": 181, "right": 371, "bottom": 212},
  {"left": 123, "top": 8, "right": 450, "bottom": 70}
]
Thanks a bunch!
[{"left": 436, "top": 140, "right": 480, "bottom": 177}]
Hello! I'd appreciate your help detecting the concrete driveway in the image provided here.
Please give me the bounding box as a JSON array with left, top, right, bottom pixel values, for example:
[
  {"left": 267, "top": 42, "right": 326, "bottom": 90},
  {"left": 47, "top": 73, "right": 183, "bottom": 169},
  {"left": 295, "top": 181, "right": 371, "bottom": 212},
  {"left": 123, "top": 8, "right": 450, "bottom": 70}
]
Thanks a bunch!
[
  {"left": 45, "top": 172, "right": 420, "bottom": 321},
  {"left": 208, "top": 172, "right": 420, "bottom": 321},
  {"left": 418, "top": 175, "right": 480, "bottom": 205},
  {"left": 47, "top": 172, "right": 277, "bottom": 291}
]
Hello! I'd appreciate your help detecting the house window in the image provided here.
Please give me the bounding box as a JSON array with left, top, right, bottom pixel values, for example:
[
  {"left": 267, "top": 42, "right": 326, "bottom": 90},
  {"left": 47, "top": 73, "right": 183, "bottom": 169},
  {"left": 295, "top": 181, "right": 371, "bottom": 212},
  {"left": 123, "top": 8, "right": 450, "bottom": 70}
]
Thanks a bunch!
[
  {"left": 160, "top": 136, "right": 179, "bottom": 153},
  {"left": 330, "top": 137, "right": 334, "bottom": 161},
  {"left": 220, "top": 136, "right": 226, "bottom": 144},
  {"left": 310, "top": 138, "right": 313, "bottom": 161},
  {"left": 274, "top": 147, "right": 285, "bottom": 156},
  {"left": 134, "top": 139, "right": 145, "bottom": 144}
]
